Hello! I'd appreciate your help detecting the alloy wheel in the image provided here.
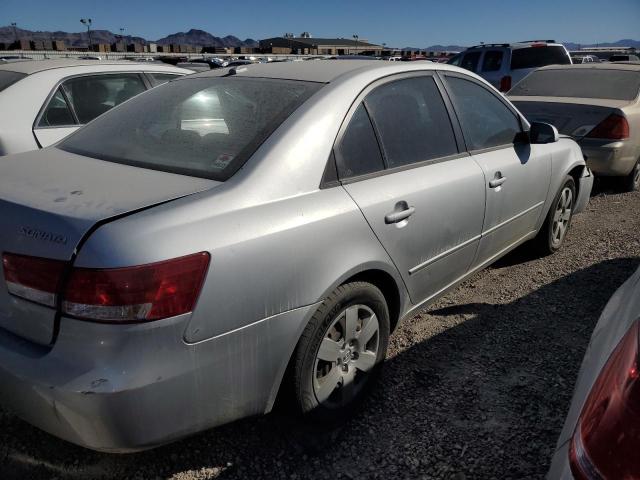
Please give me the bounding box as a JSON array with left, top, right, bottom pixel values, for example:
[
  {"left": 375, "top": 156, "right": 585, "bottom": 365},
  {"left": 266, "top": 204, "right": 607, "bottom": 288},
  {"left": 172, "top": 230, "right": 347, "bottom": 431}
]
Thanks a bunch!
[
  {"left": 313, "top": 304, "right": 380, "bottom": 408},
  {"left": 552, "top": 186, "right": 573, "bottom": 246}
]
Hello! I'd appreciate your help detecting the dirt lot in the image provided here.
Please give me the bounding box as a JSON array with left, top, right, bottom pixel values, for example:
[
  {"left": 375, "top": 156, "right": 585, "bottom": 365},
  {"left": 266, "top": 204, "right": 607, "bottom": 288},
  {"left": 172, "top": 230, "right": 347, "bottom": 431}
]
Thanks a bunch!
[{"left": 2, "top": 186, "right": 640, "bottom": 480}]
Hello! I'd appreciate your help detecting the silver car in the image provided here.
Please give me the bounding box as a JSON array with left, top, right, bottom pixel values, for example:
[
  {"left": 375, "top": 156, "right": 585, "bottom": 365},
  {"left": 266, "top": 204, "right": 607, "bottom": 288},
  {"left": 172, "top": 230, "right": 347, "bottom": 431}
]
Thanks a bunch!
[
  {"left": 548, "top": 265, "right": 640, "bottom": 479},
  {"left": 0, "top": 61, "right": 592, "bottom": 452}
]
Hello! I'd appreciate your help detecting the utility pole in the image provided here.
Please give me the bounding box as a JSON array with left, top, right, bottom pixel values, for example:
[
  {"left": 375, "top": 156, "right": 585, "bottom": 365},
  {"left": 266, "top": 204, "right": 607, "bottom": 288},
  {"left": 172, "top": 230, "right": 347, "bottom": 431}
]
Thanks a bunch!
[
  {"left": 11, "top": 22, "right": 18, "bottom": 47},
  {"left": 353, "top": 34, "right": 359, "bottom": 55},
  {"left": 80, "top": 18, "right": 93, "bottom": 51}
]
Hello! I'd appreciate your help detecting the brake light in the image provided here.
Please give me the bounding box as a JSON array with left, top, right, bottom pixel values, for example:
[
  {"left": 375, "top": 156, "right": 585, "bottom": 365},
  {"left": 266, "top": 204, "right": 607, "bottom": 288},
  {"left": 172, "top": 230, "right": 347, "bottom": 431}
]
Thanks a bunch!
[
  {"left": 569, "top": 320, "right": 640, "bottom": 479},
  {"left": 2, "top": 253, "right": 66, "bottom": 307},
  {"left": 499, "top": 75, "right": 512, "bottom": 92},
  {"left": 586, "top": 114, "right": 630, "bottom": 140},
  {"left": 2, "top": 252, "right": 210, "bottom": 322}
]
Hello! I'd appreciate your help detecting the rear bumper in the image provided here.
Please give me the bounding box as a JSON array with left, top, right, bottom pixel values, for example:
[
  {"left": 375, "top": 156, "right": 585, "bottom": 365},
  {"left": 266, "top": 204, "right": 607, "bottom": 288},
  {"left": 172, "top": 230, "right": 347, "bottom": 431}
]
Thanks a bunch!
[
  {"left": 0, "top": 304, "right": 314, "bottom": 452},
  {"left": 580, "top": 139, "right": 638, "bottom": 177}
]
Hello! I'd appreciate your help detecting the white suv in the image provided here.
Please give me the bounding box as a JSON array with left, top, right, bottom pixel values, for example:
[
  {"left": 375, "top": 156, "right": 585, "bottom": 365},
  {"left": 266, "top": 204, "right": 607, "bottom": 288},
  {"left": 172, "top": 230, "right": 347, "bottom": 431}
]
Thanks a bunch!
[{"left": 448, "top": 40, "right": 572, "bottom": 92}]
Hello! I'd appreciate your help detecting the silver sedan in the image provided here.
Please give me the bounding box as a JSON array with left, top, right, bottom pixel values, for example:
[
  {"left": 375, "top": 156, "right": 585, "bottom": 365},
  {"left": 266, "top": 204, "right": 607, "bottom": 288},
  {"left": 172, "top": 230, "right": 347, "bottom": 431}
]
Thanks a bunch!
[{"left": 0, "top": 60, "right": 592, "bottom": 452}]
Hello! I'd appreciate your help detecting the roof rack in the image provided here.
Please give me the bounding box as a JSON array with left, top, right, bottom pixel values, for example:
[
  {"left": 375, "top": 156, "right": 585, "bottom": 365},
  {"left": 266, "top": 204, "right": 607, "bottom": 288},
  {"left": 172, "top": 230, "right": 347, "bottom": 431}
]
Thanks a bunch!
[
  {"left": 518, "top": 39, "right": 556, "bottom": 43},
  {"left": 468, "top": 43, "right": 509, "bottom": 49}
]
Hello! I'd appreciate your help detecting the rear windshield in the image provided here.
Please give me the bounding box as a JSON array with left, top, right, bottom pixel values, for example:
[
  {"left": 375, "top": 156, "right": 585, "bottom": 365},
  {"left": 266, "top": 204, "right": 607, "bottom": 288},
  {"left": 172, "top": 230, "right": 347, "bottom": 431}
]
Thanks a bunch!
[
  {"left": 509, "top": 69, "right": 640, "bottom": 100},
  {"left": 510, "top": 46, "right": 571, "bottom": 70},
  {"left": 60, "top": 77, "right": 322, "bottom": 181},
  {"left": 0, "top": 71, "right": 27, "bottom": 92}
]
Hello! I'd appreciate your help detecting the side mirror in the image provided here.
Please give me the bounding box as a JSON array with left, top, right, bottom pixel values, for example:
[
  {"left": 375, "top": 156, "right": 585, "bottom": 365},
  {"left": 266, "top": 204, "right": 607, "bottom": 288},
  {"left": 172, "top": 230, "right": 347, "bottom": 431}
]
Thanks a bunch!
[{"left": 530, "top": 121, "right": 559, "bottom": 144}]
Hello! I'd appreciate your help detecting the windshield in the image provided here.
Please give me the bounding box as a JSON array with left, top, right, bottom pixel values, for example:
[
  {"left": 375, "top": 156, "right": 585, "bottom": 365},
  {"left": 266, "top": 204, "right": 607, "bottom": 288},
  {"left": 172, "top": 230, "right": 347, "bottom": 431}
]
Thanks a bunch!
[
  {"left": 510, "top": 46, "right": 571, "bottom": 70},
  {"left": 509, "top": 68, "right": 640, "bottom": 100},
  {"left": 0, "top": 71, "right": 27, "bottom": 92},
  {"left": 60, "top": 77, "right": 322, "bottom": 181}
]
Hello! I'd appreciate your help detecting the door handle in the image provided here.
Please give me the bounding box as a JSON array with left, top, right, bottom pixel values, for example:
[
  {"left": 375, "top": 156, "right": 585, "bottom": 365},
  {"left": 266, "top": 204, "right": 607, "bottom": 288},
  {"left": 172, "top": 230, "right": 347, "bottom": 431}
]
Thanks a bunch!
[
  {"left": 385, "top": 206, "right": 416, "bottom": 224},
  {"left": 489, "top": 172, "right": 507, "bottom": 188}
]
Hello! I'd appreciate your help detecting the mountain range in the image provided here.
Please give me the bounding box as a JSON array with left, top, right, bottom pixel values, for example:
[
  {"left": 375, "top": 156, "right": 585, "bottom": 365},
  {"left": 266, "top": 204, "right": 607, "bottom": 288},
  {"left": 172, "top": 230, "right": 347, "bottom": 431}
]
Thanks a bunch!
[
  {"left": 1, "top": 26, "right": 638, "bottom": 51},
  {"left": 0, "top": 27, "right": 258, "bottom": 48}
]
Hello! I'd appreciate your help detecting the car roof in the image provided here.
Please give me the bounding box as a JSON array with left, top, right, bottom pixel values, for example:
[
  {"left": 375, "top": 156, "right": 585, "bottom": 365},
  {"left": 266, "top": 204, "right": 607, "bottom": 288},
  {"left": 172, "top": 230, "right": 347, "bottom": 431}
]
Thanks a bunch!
[
  {"left": 0, "top": 59, "right": 185, "bottom": 75},
  {"left": 535, "top": 63, "right": 640, "bottom": 72},
  {"left": 190, "top": 59, "right": 456, "bottom": 83}
]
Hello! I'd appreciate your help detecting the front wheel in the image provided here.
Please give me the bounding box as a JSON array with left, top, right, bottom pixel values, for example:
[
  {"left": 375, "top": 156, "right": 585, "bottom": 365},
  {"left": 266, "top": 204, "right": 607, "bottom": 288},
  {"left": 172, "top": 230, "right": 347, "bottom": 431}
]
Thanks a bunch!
[
  {"left": 533, "top": 175, "right": 576, "bottom": 256},
  {"left": 289, "top": 282, "right": 390, "bottom": 424}
]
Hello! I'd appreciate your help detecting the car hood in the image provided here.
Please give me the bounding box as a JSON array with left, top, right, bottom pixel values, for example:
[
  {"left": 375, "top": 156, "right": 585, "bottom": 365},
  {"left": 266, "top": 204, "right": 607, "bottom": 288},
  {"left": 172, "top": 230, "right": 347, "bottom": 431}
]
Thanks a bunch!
[{"left": 0, "top": 147, "right": 217, "bottom": 345}]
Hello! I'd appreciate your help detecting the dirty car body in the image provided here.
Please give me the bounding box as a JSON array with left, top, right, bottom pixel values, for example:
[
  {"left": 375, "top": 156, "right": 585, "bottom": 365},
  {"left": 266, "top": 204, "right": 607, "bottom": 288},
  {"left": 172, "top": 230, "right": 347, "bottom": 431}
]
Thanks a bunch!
[{"left": 0, "top": 61, "right": 592, "bottom": 452}]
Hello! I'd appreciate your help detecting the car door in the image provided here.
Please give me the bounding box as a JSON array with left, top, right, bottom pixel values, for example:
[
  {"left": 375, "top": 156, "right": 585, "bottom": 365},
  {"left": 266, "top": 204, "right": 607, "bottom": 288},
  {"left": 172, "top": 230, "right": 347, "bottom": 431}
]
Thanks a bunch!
[
  {"left": 441, "top": 73, "right": 551, "bottom": 267},
  {"left": 336, "top": 74, "right": 486, "bottom": 304},
  {"left": 33, "top": 72, "right": 147, "bottom": 148}
]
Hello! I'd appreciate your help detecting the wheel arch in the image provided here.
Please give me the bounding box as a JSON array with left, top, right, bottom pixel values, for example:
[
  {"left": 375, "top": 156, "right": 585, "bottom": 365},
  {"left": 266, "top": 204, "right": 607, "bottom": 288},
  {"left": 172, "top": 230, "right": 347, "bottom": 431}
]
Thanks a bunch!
[{"left": 265, "top": 263, "right": 408, "bottom": 413}]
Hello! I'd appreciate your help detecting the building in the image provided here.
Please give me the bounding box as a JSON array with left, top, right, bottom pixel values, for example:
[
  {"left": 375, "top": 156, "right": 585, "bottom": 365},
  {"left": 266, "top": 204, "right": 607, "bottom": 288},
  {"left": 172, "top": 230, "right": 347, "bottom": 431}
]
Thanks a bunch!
[
  {"left": 259, "top": 35, "right": 383, "bottom": 56},
  {"left": 96, "top": 43, "right": 111, "bottom": 53}
]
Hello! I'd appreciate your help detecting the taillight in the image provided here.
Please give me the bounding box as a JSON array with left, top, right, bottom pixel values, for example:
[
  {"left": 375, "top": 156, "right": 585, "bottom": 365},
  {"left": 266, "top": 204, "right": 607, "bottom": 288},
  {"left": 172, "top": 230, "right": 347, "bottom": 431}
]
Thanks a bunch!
[
  {"left": 499, "top": 75, "right": 512, "bottom": 92},
  {"left": 2, "top": 252, "right": 210, "bottom": 322},
  {"left": 586, "top": 114, "right": 630, "bottom": 140},
  {"left": 569, "top": 320, "right": 640, "bottom": 479},
  {"left": 2, "top": 253, "right": 66, "bottom": 307}
]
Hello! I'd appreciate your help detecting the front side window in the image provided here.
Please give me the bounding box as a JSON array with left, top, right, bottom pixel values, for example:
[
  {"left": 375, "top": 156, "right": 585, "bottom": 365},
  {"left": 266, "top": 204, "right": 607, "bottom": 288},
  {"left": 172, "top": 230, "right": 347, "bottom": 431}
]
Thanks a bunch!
[
  {"left": 336, "top": 103, "right": 385, "bottom": 179},
  {"left": 38, "top": 87, "right": 76, "bottom": 127},
  {"left": 482, "top": 51, "right": 504, "bottom": 72},
  {"left": 60, "top": 77, "right": 322, "bottom": 181},
  {"left": 61, "top": 73, "right": 147, "bottom": 124},
  {"left": 365, "top": 76, "right": 458, "bottom": 169},
  {"left": 446, "top": 76, "right": 521, "bottom": 151}
]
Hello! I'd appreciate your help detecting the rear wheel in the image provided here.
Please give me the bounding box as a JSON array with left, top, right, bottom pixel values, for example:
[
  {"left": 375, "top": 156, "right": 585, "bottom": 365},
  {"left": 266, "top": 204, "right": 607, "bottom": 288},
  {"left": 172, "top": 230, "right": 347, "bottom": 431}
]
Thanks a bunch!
[
  {"left": 621, "top": 160, "right": 640, "bottom": 193},
  {"left": 534, "top": 175, "right": 576, "bottom": 256},
  {"left": 290, "top": 282, "right": 390, "bottom": 424}
]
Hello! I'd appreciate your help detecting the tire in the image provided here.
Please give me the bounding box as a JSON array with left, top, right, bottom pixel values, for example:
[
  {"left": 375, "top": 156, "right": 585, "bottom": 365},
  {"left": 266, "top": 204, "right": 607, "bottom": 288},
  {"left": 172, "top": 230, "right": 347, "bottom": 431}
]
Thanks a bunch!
[
  {"left": 289, "top": 281, "right": 390, "bottom": 424},
  {"left": 620, "top": 160, "right": 640, "bottom": 193},
  {"left": 533, "top": 175, "right": 576, "bottom": 256}
]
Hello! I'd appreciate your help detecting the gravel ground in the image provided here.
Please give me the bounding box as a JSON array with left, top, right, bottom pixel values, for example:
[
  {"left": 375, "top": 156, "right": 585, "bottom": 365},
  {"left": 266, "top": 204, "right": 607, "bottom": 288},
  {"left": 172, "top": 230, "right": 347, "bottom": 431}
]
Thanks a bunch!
[{"left": 2, "top": 185, "right": 640, "bottom": 480}]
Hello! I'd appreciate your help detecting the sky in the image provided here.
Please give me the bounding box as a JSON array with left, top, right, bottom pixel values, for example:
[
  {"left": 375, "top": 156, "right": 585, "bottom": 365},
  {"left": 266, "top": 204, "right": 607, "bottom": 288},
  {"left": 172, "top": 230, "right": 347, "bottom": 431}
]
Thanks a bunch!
[{"left": 2, "top": 0, "right": 639, "bottom": 47}]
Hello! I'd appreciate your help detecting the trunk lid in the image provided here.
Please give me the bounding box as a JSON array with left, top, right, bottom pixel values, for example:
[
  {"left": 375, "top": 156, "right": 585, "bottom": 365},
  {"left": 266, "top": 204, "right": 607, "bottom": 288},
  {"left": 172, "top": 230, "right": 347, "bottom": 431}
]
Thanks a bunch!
[
  {"left": 510, "top": 97, "right": 629, "bottom": 137},
  {"left": 0, "top": 147, "right": 217, "bottom": 345}
]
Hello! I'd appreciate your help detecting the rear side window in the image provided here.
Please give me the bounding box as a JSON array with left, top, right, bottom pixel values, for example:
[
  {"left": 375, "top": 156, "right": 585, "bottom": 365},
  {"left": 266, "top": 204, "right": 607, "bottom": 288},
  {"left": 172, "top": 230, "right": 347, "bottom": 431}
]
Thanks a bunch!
[
  {"left": 446, "top": 76, "right": 521, "bottom": 150},
  {"left": 38, "top": 88, "right": 75, "bottom": 127},
  {"left": 365, "top": 76, "right": 458, "bottom": 169},
  {"left": 0, "top": 71, "right": 27, "bottom": 91},
  {"left": 60, "top": 77, "right": 322, "bottom": 181},
  {"left": 510, "top": 46, "right": 571, "bottom": 70},
  {"left": 509, "top": 69, "right": 640, "bottom": 101},
  {"left": 460, "top": 52, "right": 481, "bottom": 72},
  {"left": 482, "top": 51, "right": 504, "bottom": 72},
  {"left": 336, "top": 104, "right": 384, "bottom": 178},
  {"left": 147, "top": 73, "right": 182, "bottom": 86},
  {"left": 61, "top": 74, "right": 147, "bottom": 124}
]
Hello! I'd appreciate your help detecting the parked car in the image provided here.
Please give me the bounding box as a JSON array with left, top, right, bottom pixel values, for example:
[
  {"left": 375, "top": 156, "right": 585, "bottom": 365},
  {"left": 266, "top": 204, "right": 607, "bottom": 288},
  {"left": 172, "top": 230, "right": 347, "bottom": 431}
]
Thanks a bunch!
[
  {"left": 0, "top": 59, "right": 191, "bottom": 156},
  {"left": 448, "top": 40, "right": 572, "bottom": 92},
  {"left": 571, "top": 54, "right": 600, "bottom": 64},
  {"left": 0, "top": 60, "right": 592, "bottom": 452},
  {"left": 610, "top": 54, "right": 640, "bottom": 62},
  {"left": 509, "top": 63, "right": 640, "bottom": 191},
  {"left": 175, "top": 61, "right": 211, "bottom": 72},
  {"left": 77, "top": 55, "right": 102, "bottom": 61},
  {"left": 547, "top": 264, "right": 640, "bottom": 479},
  {"left": 226, "top": 59, "right": 256, "bottom": 67},
  {"left": 189, "top": 57, "right": 228, "bottom": 69}
]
